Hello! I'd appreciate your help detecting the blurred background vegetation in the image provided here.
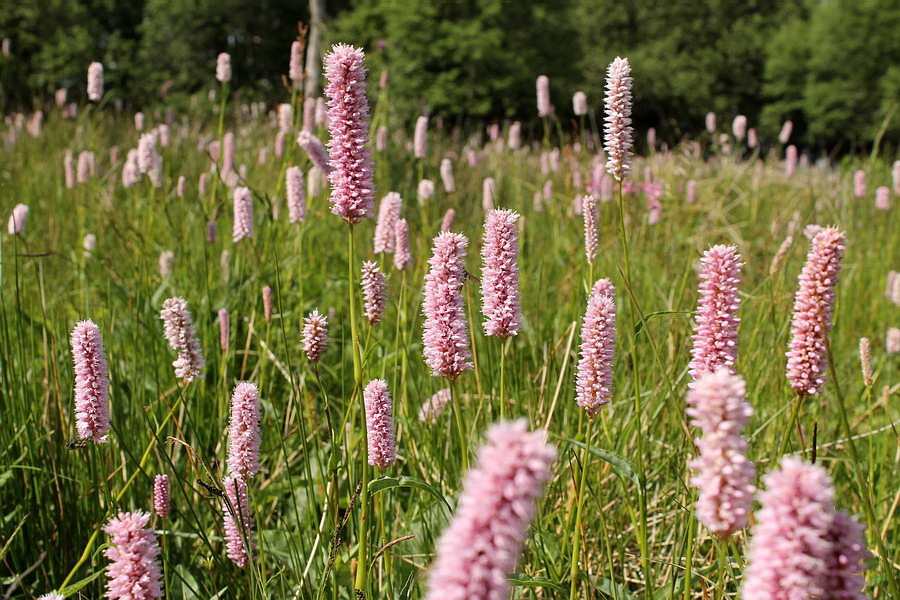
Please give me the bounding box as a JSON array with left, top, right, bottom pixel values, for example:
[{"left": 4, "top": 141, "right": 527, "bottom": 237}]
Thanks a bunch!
[{"left": 1, "top": 0, "right": 898, "bottom": 152}]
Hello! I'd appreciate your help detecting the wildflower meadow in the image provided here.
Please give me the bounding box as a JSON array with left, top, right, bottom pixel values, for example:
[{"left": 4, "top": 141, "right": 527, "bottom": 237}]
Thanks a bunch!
[{"left": 0, "top": 31, "right": 898, "bottom": 600}]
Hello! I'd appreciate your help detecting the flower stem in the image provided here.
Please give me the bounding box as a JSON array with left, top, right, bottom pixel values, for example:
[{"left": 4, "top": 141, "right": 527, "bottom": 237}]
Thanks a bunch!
[{"left": 568, "top": 416, "right": 594, "bottom": 599}]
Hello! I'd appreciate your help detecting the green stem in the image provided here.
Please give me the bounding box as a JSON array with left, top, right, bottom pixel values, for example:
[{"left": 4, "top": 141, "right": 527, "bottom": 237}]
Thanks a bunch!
[
  {"left": 499, "top": 340, "right": 508, "bottom": 419},
  {"left": 449, "top": 379, "right": 468, "bottom": 471},
  {"left": 569, "top": 417, "right": 594, "bottom": 599}
]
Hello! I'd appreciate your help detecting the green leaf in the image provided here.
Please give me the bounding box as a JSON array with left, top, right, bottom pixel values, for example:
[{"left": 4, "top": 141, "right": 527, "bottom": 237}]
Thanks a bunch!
[
  {"left": 368, "top": 476, "right": 452, "bottom": 514},
  {"left": 59, "top": 568, "right": 105, "bottom": 595},
  {"left": 556, "top": 435, "right": 640, "bottom": 487},
  {"left": 508, "top": 573, "right": 566, "bottom": 593},
  {"left": 633, "top": 310, "right": 693, "bottom": 336}
]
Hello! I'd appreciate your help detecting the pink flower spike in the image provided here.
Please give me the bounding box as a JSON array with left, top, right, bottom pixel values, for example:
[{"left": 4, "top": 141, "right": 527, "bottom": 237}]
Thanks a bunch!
[
  {"left": 742, "top": 458, "right": 837, "bottom": 600},
  {"left": 418, "top": 388, "right": 451, "bottom": 424},
  {"left": 289, "top": 41, "right": 303, "bottom": 84},
  {"left": 286, "top": 166, "right": 306, "bottom": 223},
  {"left": 853, "top": 170, "right": 866, "bottom": 198},
  {"left": 575, "top": 294, "right": 616, "bottom": 416},
  {"left": 422, "top": 233, "right": 473, "bottom": 380},
  {"left": 686, "top": 369, "right": 755, "bottom": 538},
  {"left": 297, "top": 131, "right": 331, "bottom": 174},
  {"left": 232, "top": 186, "right": 253, "bottom": 242},
  {"left": 536, "top": 75, "right": 551, "bottom": 117},
  {"left": 154, "top": 474, "right": 170, "bottom": 519},
  {"left": 227, "top": 382, "right": 261, "bottom": 479},
  {"left": 480, "top": 209, "right": 521, "bottom": 339},
  {"left": 688, "top": 245, "right": 743, "bottom": 380},
  {"left": 440, "top": 158, "right": 455, "bottom": 192},
  {"left": 87, "top": 62, "right": 104, "bottom": 102},
  {"left": 603, "top": 57, "right": 633, "bottom": 181},
  {"left": 71, "top": 320, "right": 111, "bottom": 443},
  {"left": 786, "top": 227, "right": 845, "bottom": 395},
  {"left": 160, "top": 297, "right": 205, "bottom": 382},
  {"left": 440, "top": 209, "right": 456, "bottom": 233},
  {"left": 414, "top": 115, "right": 428, "bottom": 158},
  {"left": 374, "top": 192, "right": 402, "bottom": 253},
  {"left": 103, "top": 511, "right": 163, "bottom": 600},
  {"left": 363, "top": 379, "right": 396, "bottom": 468},
  {"left": 302, "top": 309, "right": 328, "bottom": 362},
  {"left": 216, "top": 52, "right": 231, "bottom": 83},
  {"left": 822, "top": 510, "right": 871, "bottom": 600},
  {"left": 361, "top": 261, "right": 387, "bottom": 326},
  {"left": 583, "top": 194, "right": 598, "bottom": 264},
  {"left": 394, "top": 218, "right": 413, "bottom": 271},
  {"left": 222, "top": 476, "right": 254, "bottom": 569},
  {"left": 324, "top": 44, "right": 375, "bottom": 224},
  {"left": 7, "top": 203, "right": 28, "bottom": 235},
  {"left": 424, "top": 420, "right": 556, "bottom": 600}
]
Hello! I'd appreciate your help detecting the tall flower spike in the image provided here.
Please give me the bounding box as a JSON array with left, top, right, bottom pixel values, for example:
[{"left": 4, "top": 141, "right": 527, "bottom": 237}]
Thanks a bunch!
[
  {"left": 232, "top": 187, "right": 253, "bottom": 242},
  {"left": 440, "top": 209, "right": 456, "bottom": 233},
  {"left": 536, "top": 75, "right": 551, "bottom": 117},
  {"left": 424, "top": 420, "right": 556, "bottom": 600},
  {"left": 732, "top": 115, "right": 747, "bottom": 141},
  {"left": 575, "top": 294, "right": 616, "bottom": 416},
  {"left": 262, "top": 286, "right": 273, "bottom": 322},
  {"left": 302, "top": 309, "right": 328, "bottom": 362},
  {"left": 324, "top": 44, "right": 375, "bottom": 224},
  {"left": 422, "top": 232, "right": 473, "bottom": 380},
  {"left": 71, "top": 320, "right": 111, "bottom": 443},
  {"left": 153, "top": 474, "right": 170, "bottom": 519},
  {"left": 394, "top": 218, "right": 412, "bottom": 270},
  {"left": 853, "top": 170, "right": 866, "bottom": 199},
  {"left": 216, "top": 52, "right": 231, "bottom": 83},
  {"left": 104, "top": 512, "right": 163, "bottom": 600},
  {"left": 688, "top": 245, "right": 743, "bottom": 380},
  {"left": 779, "top": 120, "right": 793, "bottom": 144},
  {"left": 7, "top": 203, "right": 28, "bottom": 235},
  {"left": 686, "top": 369, "right": 755, "bottom": 537},
  {"left": 583, "top": 194, "right": 598, "bottom": 264},
  {"left": 87, "top": 62, "right": 104, "bottom": 102},
  {"left": 289, "top": 40, "right": 303, "bottom": 84},
  {"left": 414, "top": 115, "right": 428, "bottom": 159},
  {"left": 417, "top": 179, "right": 435, "bottom": 205},
  {"left": 742, "top": 458, "right": 837, "bottom": 600},
  {"left": 218, "top": 308, "right": 230, "bottom": 351},
  {"left": 222, "top": 476, "right": 254, "bottom": 569},
  {"left": 480, "top": 209, "right": 521, "bottom": 338},
  {"left": 373, "top": 192, "right": 402, "bottom": 253},
  {"left": 786, "top": 227, "right": 845, "bottom": 395},
  {"left": 363, "top": 379, "right": 396, "bottom": 468},
  {"left": 705, "top": 112, "right": 716, "bottom": 133},
  {"left": 160, "top": 297, "right": 205, "bottom": 381},
  {"left": 418, "top": 388, "right": 451, "bottom": 424},
  {"left": 297, "top": 131, "right": 331, "bottom": 174},
  {"left": 440, "top": 158, "right": 455, "bottom": 192},
  {"left": 603, "top": 57, "right": 633, "bottom": 181},
  {"left": 573, "top": 91, "right": 588, "bottom": 116},
  {"left": 285, "top": 166, "right": 306, "bottom": 223},
  {"left": 361, "top": 261, "right": 387, "bottom": 326},
  {"left": 482, "top": 177, "right": 495, "bottom": 211},
  {"left": 822, "top": 510, "right": 871, "bottom": 600},
  {"left": 227, "top": 382, "right": 261, "bottom": 479}
]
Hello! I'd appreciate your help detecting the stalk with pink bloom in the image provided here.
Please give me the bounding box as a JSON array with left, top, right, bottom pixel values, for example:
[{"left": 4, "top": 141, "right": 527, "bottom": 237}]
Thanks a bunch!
[
  {"left": 424, "top": 420, "right": 556, "bottom": 600},
  {"left": 688, "top": 245, "right": 743, "bottom": 379},
  {"left": 393, "top": 218, "right": 412, "bottom": 270},
  {"left": 222, "top": 476, "right": 254, "bottom": 569},
  {"left": 373, "top": 192, "right": 402, "bottom": 254},
  {"left": 87, "top": 62, "right": 104, "bottom": 102},
  {"left": 302, "top": 309, "right": 328, "bottom": 363},
  {"left": 104, "top": 511, "right": 163, "bottom": 599},
  {"left": 153, "top": 474, "right": 170, "bottom": 519},
  {"left": 227, "top": 382, "right": 261, "bottom": 479},
  {"left": 363, "top": 379, "right": 396, "bottom": 467},
  {"left": 232, "top": 186, "right": 253, "bottom": 242},
  {"left": 285, "top": 166, "right": 306, "bottom": 223},
  {"left": 361, "top": 261, "right": 387, "bottom": 326},
  {"left": 413, "top": 115, "right": 428, "bottom": 159},
  {"left": 160, "top": 297, "right": 205, "bottom": 382},
  {"left": 71, "top": 320, "right": 110, "bottom": 443}
]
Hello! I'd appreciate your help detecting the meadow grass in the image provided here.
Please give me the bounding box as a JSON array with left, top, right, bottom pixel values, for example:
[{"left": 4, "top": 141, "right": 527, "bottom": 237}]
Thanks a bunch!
[{"left": 0, "top": 106, "right": 897, "bottom": 599}]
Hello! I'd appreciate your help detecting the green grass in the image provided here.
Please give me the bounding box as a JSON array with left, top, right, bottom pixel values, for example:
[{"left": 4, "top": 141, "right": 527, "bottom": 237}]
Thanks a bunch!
[{"left": 0, "top": 106, "right": 897, "bottom": 599}]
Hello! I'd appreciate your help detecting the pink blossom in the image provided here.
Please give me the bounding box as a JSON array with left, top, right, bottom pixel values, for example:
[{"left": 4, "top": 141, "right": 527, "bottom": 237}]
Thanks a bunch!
[
  {"left": 786, "top": 145, "right": 798, "bottom": 176},
  {"left": 7, "top": 203, "right": 28, "bottom": 235},
  {"left": 853, "top": 170, "right": 866, "bottom": 198},
  {"left": 573, "top": 91, "right": 588, "bottom": 116},
  {"left": 742, "top": 458, "right": 837, "bottom": 600},
  {"left": 422, "top": 232, "right": 472, "bottom": 380},
  {"left": 361, "top": 261, "right": 387, "bottom": 326},
  {"left": 440, "top": 209, "right": 456, "bottom": 233},
  {"left": 686, "top": 179, "right": 697, "bottom": 204},
  {"left": 778, "top": 120, "right": 793, "bottom": 144},
  {"left": 278, "top": 103, "right": 292, "bottom": 134},
  {"left": 394, "top": 218, "right": 412, "bottom": 270},
  {"left": 176, "top": 176, "right": 186, "bottom": 198},
  {"left": 87, "top": 62, "right": 104, "bottom": 102},
  {"left": 575, "top": 294, "right": 616, "bottom": 416},
  {"left": 688, "top": 245, "right": 743, "bottom": 380},
  {"left": 222, "top": 476, "right": 254, "bottom": 569},
  {"left": 822, "top": 510, "right": 871, "bottom": 600},
  {"left": 76, "top": 151, "right": 95, "bottom": 183},
  {"left": 748, "top": 128, "right": 758, "bottom": 149},
  {"left": 604, "top": 57, "right": 633, "bottom": 181},
  {"left": 417, "top": 179, "right": 435, "bottom": 204},
  {"left": 286, "top": 166, "right": 306, "bottom": 223},
  {"left": 508, "top": 121, "right": 522, "bottom": 149},
  {"left": 262, "top": 286, "right": 273, "bottom": 322},
  {"left": 438, "top": 159, "right": 455, "bottom": 193},
  {"left": 414, "top": 115, "right": 428, "bottom": 158},
  {"left": 289, "top": 41, "right": 303, "bottom": 84},
  {"left": 536, "top": 75, "right": 551, "bottom": 117},
  {"left": 324, "top": 44, "right": 375, "bottom": 224},
  {"left": 216, "top": 53, "right": 231, "bottom": 83},
  {"left": 232, "top": 186, "right": 253, "bottom": 242},
  {"left": 363, "top": 379, "right": 396, "bottom": 468},
  {"left": 302, "top": 309, "right": 328, "bottom": 362},
  {"left": 297, "top": 130, "right": 331, "bottom": 174},
  {"left": 218, "top": 308, "right": 229, "bottom": 351},
  {"left": 583, "top": 194, "right": 598, "bottom": 264},
  {"left": 64, "top": 151, "right": 75, "bottom": 189},
  {"left": 302, "top": 97, "right": 315, "bottom": 132},
  {"left": 103, "top": 511, "right": 163, "bottom": 599},
  {"left": 374, "top": 192, "right": 402, "bottom": 253},
  {"left": 206, "top": 219, "right": 216, "bottom": 243},
  {"left": 424, "top": 420, "right": 556, "bottom": 600},
  {"left": 228, "top": 382, "right": 261, "bottom": 479},
  {"left": 222, "top": 132, "right": 235, "bottom": 175},
  {"left": 732, "top": 115, "right": 747, "bottom": 141},
  {"left": 786, "top": 227, "right": 845, "bottom": 395},
  {"left": 153, "top": 474, "right": 170, "bottom": 519},
  {"left": 71, "top": 320, "right": 110, "bottom": 443},
  {"left": 480, "top": 209, "right": 521, "bottom": 338},
  {"left": 160, "top": 297, "right": 205, "bottom": 381},
  {"left": 482, "top": 177, "right": 495, "bottom": 210},
  {"left": 705, "top": 112, "right": 716, "bottom": 133},
  {"left": 418, "top": 388, "right": 451, "bottom": 424},
  {"left": 686, "top": 369, "right": 754, "bottom": 537},
  {"left": 875, "top": 186, "right": 890, "bottom": 211},
  {"left": 274, "top": 131, "right": 285, "bottom": 158},
  {"left": 375, "top": 125, "right": 388, "bottom": 150}
]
